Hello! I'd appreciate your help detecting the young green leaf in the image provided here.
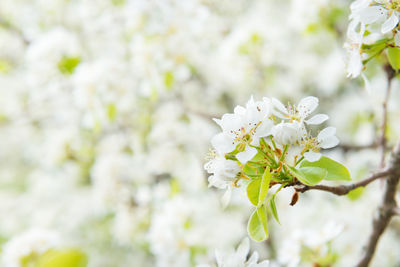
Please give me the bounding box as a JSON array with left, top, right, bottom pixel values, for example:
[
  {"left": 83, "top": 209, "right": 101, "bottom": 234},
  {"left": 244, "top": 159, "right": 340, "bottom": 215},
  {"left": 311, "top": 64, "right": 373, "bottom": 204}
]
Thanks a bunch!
[
  {"left": 269, "top": 195, "right": 280, "bottom": 225},
  {"left": 243, "top": 162, "right": 265, "bottom": 178},
  {"left": 258, "top": 167, "right": 271, "bottom": 207},
  {"left": 58, "top": 57, "right": 81, "bottom": 75},
  {"left": 256, "top": 205, "right": 268, "bottom": 239},
  {"left": 247, "top": 179, "right": 261, "bottom": 206},
  {"left": 36, "top": 249, "right": 88, "bottom": 267},
  {"left": 287, "top": 166, "right": 327, "bottom": 186},
  {"left": 300, "top": 156, "right": 351, "bottom": 181},
  {"left": 347, "top": 187, "right": 365, "bottom": 201},
  {"left": 387, "top": 47, "right": 400, "bottom": 70},
  {"left": 247, "top": 208, "right": 268, "bottom": 242}
]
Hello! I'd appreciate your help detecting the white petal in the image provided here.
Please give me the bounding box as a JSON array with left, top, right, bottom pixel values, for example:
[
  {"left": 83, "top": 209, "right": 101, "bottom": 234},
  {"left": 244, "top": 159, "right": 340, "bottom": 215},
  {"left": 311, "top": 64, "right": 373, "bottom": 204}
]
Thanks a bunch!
[
  {"left": 272, "top": 98, "right": 288, "bottom": 114},
  {"left": 382, "top": 13, "right": 399, "bottom": 34},
  {"left": 320, "top": 135, "right": 339, "bottom": 149},
  {"left": 358, "top": 6, "right": 386, "bottom": 24},
  {"left": 254, "top": 119, "right": 274, "bottom": 138},
  {"left": 211, "top": 133, "right": 236, "bottom": 153},
  {"left": 305, "top": 114, "right": 329, "bottom": 125},
  {"left": 221, "top": 187, "right": 232, "bottom": 208},
  {"left": 351, "top": 0, "right": 373, "bottom": 11},
  {"left": 214, "top": 113, "right": 243, "bottom": 132},
  {"left": 245, "top": 95, "right": 255, "bottom": 109},
  {"left": 346, "top": 47, "right": 363, "bottom": 78},
  {"left": 304, "top": 151, "right": 322, "bottom": 162},
  {"left": 297, "top": 96, "right": 318, "bottom": 118},
  {"left": 317, "top": 127, "right": 336, "bottom": 141},
  {"left": 247, "top": 251, "right": 259, "bottom": 264},
  {"left": 208, "top": 175, "right": 226, "bottom": 189},
  {"left": 361, "top": 73, "right": 371, "bottom": 94},
  {"left": 234, "top": 105, "right": 246, "bottom": 116},
  {"left": 236, "top": 238, "right": 250, "bottom": 263},
  {"left": 215, "top": 249, "right": 225, "bottom": 266},
  {"left": 236, "top": 146, "right": 257, "bottom": 164},
  {"left": 346, "top": 20, "right": 363, "bottom": 43}
]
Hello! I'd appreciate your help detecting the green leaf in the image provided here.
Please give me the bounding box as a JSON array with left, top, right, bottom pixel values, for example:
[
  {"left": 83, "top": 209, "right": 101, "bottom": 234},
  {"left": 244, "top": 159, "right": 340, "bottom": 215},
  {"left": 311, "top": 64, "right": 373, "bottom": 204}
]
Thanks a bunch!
[
  {"left": 247, "top": 178, "right": 261, "bottom": 206},
  {"left": 111, "top": 0, "right": 126, "bottom": 6},
  {"left": 269, "top": 195, "right": 280, "bottom": 224},
  {"left": 347, "top": 187, "right": 365, "bottom": 201},
  {"left": 247, "top": 208, "right": 267, "bottom": 242},
  {"left": 243, "top": 162, "right": 265, "bottom": 178},
  {"left": 164, "top": 71, "right": 174, "bottom": 90},
  {"left": 300, "top": 156, "right": 351, "bottom": 181},
  {"left": 107, "top": 103, "right": 117, "bottom": 121},
  {"left": 58, "top": 57, "right": 81, "bottom": 75},
  {"left": 387, "top": 47, "right": 400, "bottom": 70},
  {"left": 257, "top": 205, "right": 268, "bottom": 239},
  {"left": 258, "top": 166, "right": 271, "bottom": 207},
  {"left": 287, "top": 166, "right": 327, "bottom": 186},
  {"left": 361, "top": 38, "right": 387, "bottom": 51},
  {"left": 36, "top": 249, "right": 87, "bottom": 267},
  {"left": 0, "top": 59, "right": 11, "bottom": 74}
]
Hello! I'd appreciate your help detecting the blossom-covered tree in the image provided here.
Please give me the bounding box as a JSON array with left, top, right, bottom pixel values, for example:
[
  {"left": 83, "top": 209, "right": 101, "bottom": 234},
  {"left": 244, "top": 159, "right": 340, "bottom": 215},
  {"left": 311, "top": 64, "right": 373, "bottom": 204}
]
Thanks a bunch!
[{"left": 0, "top": 0, "right": 399, "bottom": 267}]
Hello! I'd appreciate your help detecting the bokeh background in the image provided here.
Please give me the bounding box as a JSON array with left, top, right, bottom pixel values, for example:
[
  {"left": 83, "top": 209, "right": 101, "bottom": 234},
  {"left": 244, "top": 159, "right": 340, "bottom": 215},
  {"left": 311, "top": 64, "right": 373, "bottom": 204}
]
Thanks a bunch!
[{"left": 0, "top": 0, "right": 400, "bottom": 266}]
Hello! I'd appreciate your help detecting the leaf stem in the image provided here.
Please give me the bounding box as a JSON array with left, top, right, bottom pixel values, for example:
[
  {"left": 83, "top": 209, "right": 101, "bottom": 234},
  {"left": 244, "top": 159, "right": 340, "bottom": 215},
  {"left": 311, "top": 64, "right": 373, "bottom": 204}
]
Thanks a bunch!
[{"left": 279, "top": 145, "right": 288, "bottom": 162}]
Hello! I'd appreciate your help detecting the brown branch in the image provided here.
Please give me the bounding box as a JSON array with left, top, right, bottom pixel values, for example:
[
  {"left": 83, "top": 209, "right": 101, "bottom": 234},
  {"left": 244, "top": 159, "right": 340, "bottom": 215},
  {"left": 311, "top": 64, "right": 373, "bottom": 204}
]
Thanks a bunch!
[
  {"left": 355, "top": 139, "right": 400, "bottom": 267},
  {"left": 335, "top": 142, "right": 379, "bottom": 152},
  {"left": 391, "top": 207, "right": 400, "bottom": 217},
  {"left": 295, "top": 169, "right": 392, "bottom": 196}
]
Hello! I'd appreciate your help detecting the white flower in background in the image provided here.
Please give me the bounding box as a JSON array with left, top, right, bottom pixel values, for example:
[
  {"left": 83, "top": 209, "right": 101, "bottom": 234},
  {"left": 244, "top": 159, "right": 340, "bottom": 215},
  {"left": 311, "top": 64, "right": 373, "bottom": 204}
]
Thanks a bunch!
[
  {"left": 149, "top": 194, "right": 245, "bottom": 267},
  {"left": 212, "top": 97, "right": 273, "bottom": 164},
  {"left": 272, "top": 96, "right": 329, "bottom": 126},
  {"left": 278, "top": 222, "right": 343, "bottom": 267},
  {"left": 302, "top": 127, "right": 340, "bottom": 162},
  {"left": 1, "top": 229, "right": 61, "bottom": 267},
  {"left": 212, "top": 238, "right": 269, "bottom": 267}
]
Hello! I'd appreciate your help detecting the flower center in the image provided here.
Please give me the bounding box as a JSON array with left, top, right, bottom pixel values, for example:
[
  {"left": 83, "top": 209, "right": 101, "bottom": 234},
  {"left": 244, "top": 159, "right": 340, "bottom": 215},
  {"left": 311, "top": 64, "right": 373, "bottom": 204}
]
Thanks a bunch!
[
  {"left": 231, "top": 122, "right": 262, "bottom": 151},
  {"left": 301, "top": 134, "right": 320, "bottom": 153},
  {"left": 285, "top": 104, "right": 301, "bottom": 122},
  {"left": 383, "top": 1, "right": 400, "bottom": 12}
]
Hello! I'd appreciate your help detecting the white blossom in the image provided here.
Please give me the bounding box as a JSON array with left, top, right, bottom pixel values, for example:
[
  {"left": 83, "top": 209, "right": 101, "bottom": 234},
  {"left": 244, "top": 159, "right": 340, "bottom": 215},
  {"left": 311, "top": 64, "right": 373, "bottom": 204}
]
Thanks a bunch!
[
  {"left": 212, "top": 97, "right": 273, "bottom": 164},
  {"left": 303, "top": 127, "right": 340, "bottom": 162},
  {"left": 272, "top": 96, "right": 328, "bottom": 126}
]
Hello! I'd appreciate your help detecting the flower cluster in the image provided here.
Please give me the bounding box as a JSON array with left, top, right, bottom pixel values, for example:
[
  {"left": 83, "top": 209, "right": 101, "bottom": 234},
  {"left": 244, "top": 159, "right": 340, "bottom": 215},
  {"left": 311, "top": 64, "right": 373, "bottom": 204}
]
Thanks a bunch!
[
  {"left": 206, "top": 96, "right": 338, "bottom": 196},
  {"left": 346, "top": 0, "right": 400, "bottom": 78},
  {"left": 205, "top": 96, "right": 347, "bottom": 241}
]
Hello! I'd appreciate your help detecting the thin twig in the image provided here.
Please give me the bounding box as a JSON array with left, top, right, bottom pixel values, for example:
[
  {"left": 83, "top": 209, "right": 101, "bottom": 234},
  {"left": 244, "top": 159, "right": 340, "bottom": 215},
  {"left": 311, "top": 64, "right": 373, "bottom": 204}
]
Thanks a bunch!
[
  {"left": 355, "top": 139, "right": 400, "bottom": 267},
  {"left": 379, "top": 66, "right": 395, "bottom": 168},
  {"left": 391, "top": 207, "right": 400, "bottom": 217},
  {"left": 0, "top": 17, "right": 30, "bottom": 45},
  {"left": 334, "top": 142, "right": 379, "bottom": 152},
  {"left": 295, "top": 169, "right": 392, "bottom": 196}
]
